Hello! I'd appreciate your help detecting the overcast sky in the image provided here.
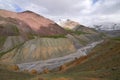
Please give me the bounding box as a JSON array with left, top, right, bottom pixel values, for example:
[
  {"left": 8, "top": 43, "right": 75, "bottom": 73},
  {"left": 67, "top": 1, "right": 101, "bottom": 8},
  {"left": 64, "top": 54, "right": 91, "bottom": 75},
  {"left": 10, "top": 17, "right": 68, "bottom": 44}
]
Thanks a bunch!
[{"left": 0, "top": 0, "right": 120, "bottom": 26}]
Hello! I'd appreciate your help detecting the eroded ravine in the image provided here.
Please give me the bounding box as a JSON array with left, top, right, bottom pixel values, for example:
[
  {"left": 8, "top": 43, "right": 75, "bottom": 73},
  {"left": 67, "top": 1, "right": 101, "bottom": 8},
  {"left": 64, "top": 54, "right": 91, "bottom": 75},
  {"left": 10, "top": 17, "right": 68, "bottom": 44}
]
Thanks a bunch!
[{"left": 18, "top": 41, "right": 103, "bottom": 72}]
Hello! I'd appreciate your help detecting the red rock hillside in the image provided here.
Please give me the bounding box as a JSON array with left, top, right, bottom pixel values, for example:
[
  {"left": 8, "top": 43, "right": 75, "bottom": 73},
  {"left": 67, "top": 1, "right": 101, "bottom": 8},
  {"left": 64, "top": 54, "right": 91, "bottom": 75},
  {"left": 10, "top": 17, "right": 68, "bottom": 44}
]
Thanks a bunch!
[{"left": 0, "top": 9, "right": 66, "bottom": 36}]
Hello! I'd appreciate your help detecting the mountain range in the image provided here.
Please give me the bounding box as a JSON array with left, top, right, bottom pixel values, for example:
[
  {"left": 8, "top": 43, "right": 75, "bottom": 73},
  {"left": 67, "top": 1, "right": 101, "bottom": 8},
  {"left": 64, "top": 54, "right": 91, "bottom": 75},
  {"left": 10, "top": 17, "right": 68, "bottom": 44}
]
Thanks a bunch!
[{"left": 93, "top": 22, "right": 120, "bottom": 30}]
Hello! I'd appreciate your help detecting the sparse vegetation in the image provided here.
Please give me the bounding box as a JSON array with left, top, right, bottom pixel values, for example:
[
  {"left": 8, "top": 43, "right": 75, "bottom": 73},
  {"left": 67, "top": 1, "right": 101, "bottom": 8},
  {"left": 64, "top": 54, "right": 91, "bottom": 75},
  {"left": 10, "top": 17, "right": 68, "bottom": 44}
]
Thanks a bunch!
[
  {"left": 10, "top": 24, "right": 20, "bottom": 35},
  {"left": 31, "top": 76, "right": 46, "bottom": 80},
  {"left": 112, "top": 37, "right": 120, "bottom": 41},
  {"left": 0, "top": 36, "right": 6, "bottom": 48},
  {"left": 65, "top": 28, "right": 86, "bottom": 35},
  {"left": 23, "top": 69, "right": 29, "bottom": 73},
  {"left": 30, "top": 69, "right": 38, "bottom": 74},
  {"left": 8, "top": 64, "right": 19, "bottom": 71},
  {"left": 43, "top": 68, "right": 50, "bottom": 74},
  {"left": 40, "top": 34, "right": 66, "bottom": 38},
  {"left": 26, "top": 33, "right": 35, "bottom": 39},
  {"left": 52, "top": 77, "right": 72, "bottom": 80},
  {"left": 59, "top": 64, "right": 67, "bottom": 71}
]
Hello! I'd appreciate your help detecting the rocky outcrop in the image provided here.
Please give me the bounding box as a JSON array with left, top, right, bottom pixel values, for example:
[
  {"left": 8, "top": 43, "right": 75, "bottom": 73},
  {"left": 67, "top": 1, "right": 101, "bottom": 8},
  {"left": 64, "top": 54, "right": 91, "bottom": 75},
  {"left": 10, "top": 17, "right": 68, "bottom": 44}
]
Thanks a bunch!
[
  {"left": 60, "top": 19, "right": 80, "bottom": 29},
  {"left": 60, "top": 20, "right": 98, "bottom": 34},
  {"left": 1, "top": 38, "right": 76, "bottom": 64}
]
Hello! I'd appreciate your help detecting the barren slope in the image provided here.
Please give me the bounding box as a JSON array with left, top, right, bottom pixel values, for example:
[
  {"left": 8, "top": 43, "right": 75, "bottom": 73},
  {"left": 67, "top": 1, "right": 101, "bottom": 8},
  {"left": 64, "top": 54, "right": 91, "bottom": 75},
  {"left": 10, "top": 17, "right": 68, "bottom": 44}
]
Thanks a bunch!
[{"left": 0, "top": 9, "right": 66, "bottom": 36}]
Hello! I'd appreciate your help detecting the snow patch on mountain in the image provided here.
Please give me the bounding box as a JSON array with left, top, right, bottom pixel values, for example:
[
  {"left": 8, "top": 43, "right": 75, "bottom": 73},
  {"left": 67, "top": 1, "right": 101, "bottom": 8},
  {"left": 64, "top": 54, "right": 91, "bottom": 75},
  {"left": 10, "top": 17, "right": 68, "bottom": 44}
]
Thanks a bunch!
[{"left": 93, "top": 22, "right": 120, "bottom": 31}]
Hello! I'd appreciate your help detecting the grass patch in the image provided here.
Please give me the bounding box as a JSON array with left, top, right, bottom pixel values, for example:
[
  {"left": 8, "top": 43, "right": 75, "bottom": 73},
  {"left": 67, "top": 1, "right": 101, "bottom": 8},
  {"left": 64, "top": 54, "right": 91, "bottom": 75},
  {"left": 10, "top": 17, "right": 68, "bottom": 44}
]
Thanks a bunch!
[
  {"left": 40, "top": 34, "right": 66, "bottom": 38},
  {"left": 41, "top": 69, "right": 120, "bottom": 80},
  {"left": 10, "top": 24, "right": 19, "bottom": 35},
  {"left": 1, "top": 23, "right": 20, "bottom": 35},
  {"left": 0, "top": 68, "right": 34, "bottom": 80},
  {"left": 65, "top": 29, "right": 86, "bottom": 35},
  {"left": 0, "top": 36, "right": 6, "bottom": 48},
  {"left": 111, "top": 37, "right": 120, "bottom": 41}
]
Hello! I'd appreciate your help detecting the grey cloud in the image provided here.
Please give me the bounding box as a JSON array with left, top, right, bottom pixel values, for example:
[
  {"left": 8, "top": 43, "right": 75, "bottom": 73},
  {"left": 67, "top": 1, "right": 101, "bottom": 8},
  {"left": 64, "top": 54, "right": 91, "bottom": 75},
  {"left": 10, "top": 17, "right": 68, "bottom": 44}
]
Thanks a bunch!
[
  {"left": 92, "top": 0, "right": 120, "bottom": 15},
  {"left": 0, "top": 0, "right": 120, "bottom": 26},
  {"left": 32, "top": 0, "right": 81, "bottom": 15}
]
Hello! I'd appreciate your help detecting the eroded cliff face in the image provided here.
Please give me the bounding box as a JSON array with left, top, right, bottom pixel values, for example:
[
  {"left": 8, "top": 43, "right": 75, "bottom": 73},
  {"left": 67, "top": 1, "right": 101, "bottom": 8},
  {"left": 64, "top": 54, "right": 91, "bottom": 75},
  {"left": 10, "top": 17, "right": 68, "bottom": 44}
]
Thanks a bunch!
[
  {"left": 0, "top": 36, "right": 25, "bottom": 53},
  {"left": 1, "top": 38, "right": 76, "bottom": 64}
]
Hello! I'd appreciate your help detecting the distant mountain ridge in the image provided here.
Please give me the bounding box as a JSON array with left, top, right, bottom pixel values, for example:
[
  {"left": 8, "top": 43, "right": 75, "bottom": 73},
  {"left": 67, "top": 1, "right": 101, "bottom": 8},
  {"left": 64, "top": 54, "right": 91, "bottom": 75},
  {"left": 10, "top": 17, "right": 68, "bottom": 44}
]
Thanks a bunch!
[
  {"left": 92, "top": 22, "right": 120, "bottom": 37},
  {"left": 93, "top": 22, "right": 120, "bottom": 30},
  {"left": 60, "top": 19, "right": 98, "bottom": 34}
]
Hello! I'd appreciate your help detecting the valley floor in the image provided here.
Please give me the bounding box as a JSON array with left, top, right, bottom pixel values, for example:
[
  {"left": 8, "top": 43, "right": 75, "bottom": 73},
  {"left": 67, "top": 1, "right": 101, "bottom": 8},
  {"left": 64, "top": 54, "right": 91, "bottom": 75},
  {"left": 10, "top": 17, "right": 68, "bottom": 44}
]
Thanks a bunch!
[{"left": 0, "top": 38, "right": 120, "bottom": 80}]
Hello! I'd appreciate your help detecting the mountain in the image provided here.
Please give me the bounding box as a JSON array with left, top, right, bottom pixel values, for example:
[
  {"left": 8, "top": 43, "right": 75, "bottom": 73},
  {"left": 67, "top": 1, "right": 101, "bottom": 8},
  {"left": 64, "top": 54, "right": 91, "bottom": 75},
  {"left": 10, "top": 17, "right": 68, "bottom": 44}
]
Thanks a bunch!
[
  {"left": 59, "top": 19, "right": 103, "bottom": 35},
  {"left": 93, "top": 22, "right": 120, "bottom": 30},
  {"left": 60, "top": 19, "right": 97, "bottom": 34},
  {"left": 93, "top": 22, "right": 120, "bottom": 37},
  {"left": 100, "top": 30, "right": 120, "bottom": 37},
  {"left": 60, "top": 20, "right": 103, "bottom": 48},
  {"left": 0, "top": 9, "right": 69, "bottom": 56},
  {"left": 0, "top": 9, "right": 76, "bottom": 64},
  {"left": 0, "top": 9, "right": 66, "bottom": 36}
]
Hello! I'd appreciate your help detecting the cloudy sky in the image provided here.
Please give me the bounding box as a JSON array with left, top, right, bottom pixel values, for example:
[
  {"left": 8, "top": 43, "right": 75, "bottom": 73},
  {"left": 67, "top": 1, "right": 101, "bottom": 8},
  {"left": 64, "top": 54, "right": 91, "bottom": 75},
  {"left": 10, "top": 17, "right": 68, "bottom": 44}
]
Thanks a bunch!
[{"left": 0, "top": 0, "right": 120, "bottom": 26}]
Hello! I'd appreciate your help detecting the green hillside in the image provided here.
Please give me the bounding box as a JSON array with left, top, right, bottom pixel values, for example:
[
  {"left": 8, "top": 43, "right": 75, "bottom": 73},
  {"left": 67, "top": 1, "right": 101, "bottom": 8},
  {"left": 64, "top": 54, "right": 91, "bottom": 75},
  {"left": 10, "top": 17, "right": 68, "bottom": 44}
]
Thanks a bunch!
[{"left": 0, "top": 67, "right": 34, "bottom": 80}]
